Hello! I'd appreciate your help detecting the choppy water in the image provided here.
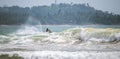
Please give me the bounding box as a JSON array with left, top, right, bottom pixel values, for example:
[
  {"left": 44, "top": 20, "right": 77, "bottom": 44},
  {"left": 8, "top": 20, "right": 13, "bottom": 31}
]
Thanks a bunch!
[
  {"left": 1, "top": 51, "right": 120, "bottom": 59},
  {"left": 0, "top": 25, "right": 120, "bottom": 59}
]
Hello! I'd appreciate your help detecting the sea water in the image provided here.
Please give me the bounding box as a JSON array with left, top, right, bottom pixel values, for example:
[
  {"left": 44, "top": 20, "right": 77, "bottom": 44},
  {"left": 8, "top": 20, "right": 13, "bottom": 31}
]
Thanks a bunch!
[{"left": 0, "top": 25, "right": 120, "bottom": 59}]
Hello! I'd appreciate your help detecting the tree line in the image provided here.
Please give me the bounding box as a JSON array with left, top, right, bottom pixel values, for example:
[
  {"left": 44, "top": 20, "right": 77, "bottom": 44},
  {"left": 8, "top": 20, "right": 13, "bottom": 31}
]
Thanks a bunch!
[{"left": 0, "top": 3, "right": 120, "bottom": 25}]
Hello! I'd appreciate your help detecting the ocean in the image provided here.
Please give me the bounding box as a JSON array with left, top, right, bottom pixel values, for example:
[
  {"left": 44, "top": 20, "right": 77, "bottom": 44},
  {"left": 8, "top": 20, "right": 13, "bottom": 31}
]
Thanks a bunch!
[{"left": 0, "top": 25, "right": 120, "bottom": 59}]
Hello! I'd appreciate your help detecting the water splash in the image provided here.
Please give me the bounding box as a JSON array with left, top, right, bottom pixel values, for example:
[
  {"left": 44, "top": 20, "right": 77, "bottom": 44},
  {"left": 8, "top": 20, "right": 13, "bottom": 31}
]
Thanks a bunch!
[{"left": 15, "top": 16, "right": 42, "bottom": 35}]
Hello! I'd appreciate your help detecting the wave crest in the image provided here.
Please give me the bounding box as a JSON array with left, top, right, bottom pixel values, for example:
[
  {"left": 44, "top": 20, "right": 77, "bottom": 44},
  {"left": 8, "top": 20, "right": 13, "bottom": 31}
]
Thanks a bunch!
[{"left": 0, "top": 28, "right": 120, "bottom": 44}]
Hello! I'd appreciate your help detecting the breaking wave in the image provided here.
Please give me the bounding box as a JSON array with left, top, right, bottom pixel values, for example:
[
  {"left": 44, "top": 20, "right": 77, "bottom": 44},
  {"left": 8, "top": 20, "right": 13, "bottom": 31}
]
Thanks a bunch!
[{"left": 0, "top": 28, "right": 120, "bottom": 44}]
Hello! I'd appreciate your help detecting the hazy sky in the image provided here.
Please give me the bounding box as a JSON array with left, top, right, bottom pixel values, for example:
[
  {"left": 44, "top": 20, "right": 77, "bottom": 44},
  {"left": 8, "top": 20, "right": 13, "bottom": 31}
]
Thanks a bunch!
[{"left": 0, "top": 0, "right": 120, "bottom": 14}]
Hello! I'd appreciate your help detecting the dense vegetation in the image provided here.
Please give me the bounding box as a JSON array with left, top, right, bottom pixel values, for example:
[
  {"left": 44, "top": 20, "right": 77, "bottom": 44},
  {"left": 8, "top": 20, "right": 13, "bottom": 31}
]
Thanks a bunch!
[{"left": 0, "top": 3, "right": 120, "bottom": 25}]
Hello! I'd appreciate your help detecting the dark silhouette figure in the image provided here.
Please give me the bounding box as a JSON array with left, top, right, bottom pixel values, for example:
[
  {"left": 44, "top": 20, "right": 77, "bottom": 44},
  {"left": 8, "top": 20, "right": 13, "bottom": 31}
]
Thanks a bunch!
[{"left": 46, "top": 28, "right": 52, "bottom": 33}]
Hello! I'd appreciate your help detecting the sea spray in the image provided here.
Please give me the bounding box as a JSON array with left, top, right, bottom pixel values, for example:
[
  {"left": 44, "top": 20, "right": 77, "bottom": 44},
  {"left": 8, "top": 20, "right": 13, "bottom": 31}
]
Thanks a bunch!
[{"left": 15, "top": 16, "right": 42, "bottom": 35}]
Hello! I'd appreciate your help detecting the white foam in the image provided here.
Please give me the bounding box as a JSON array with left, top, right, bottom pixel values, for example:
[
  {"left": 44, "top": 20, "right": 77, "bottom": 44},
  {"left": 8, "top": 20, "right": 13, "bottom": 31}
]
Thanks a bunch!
[{"left": 0, "top": 51, "right": 120, "bottom": 59}]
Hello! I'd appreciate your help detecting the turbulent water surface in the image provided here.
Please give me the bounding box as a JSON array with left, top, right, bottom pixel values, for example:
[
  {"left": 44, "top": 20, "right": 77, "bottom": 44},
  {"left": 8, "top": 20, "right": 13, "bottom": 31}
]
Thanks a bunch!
[{"left": 0, "top": 25, "right": 120, "bottom": 59}]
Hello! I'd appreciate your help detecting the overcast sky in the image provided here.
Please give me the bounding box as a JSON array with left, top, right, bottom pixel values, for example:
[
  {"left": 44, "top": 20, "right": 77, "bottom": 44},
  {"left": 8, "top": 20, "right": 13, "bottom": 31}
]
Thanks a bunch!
[{"left": 0, "top": 0, "right": 120, "bottom": 14}]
